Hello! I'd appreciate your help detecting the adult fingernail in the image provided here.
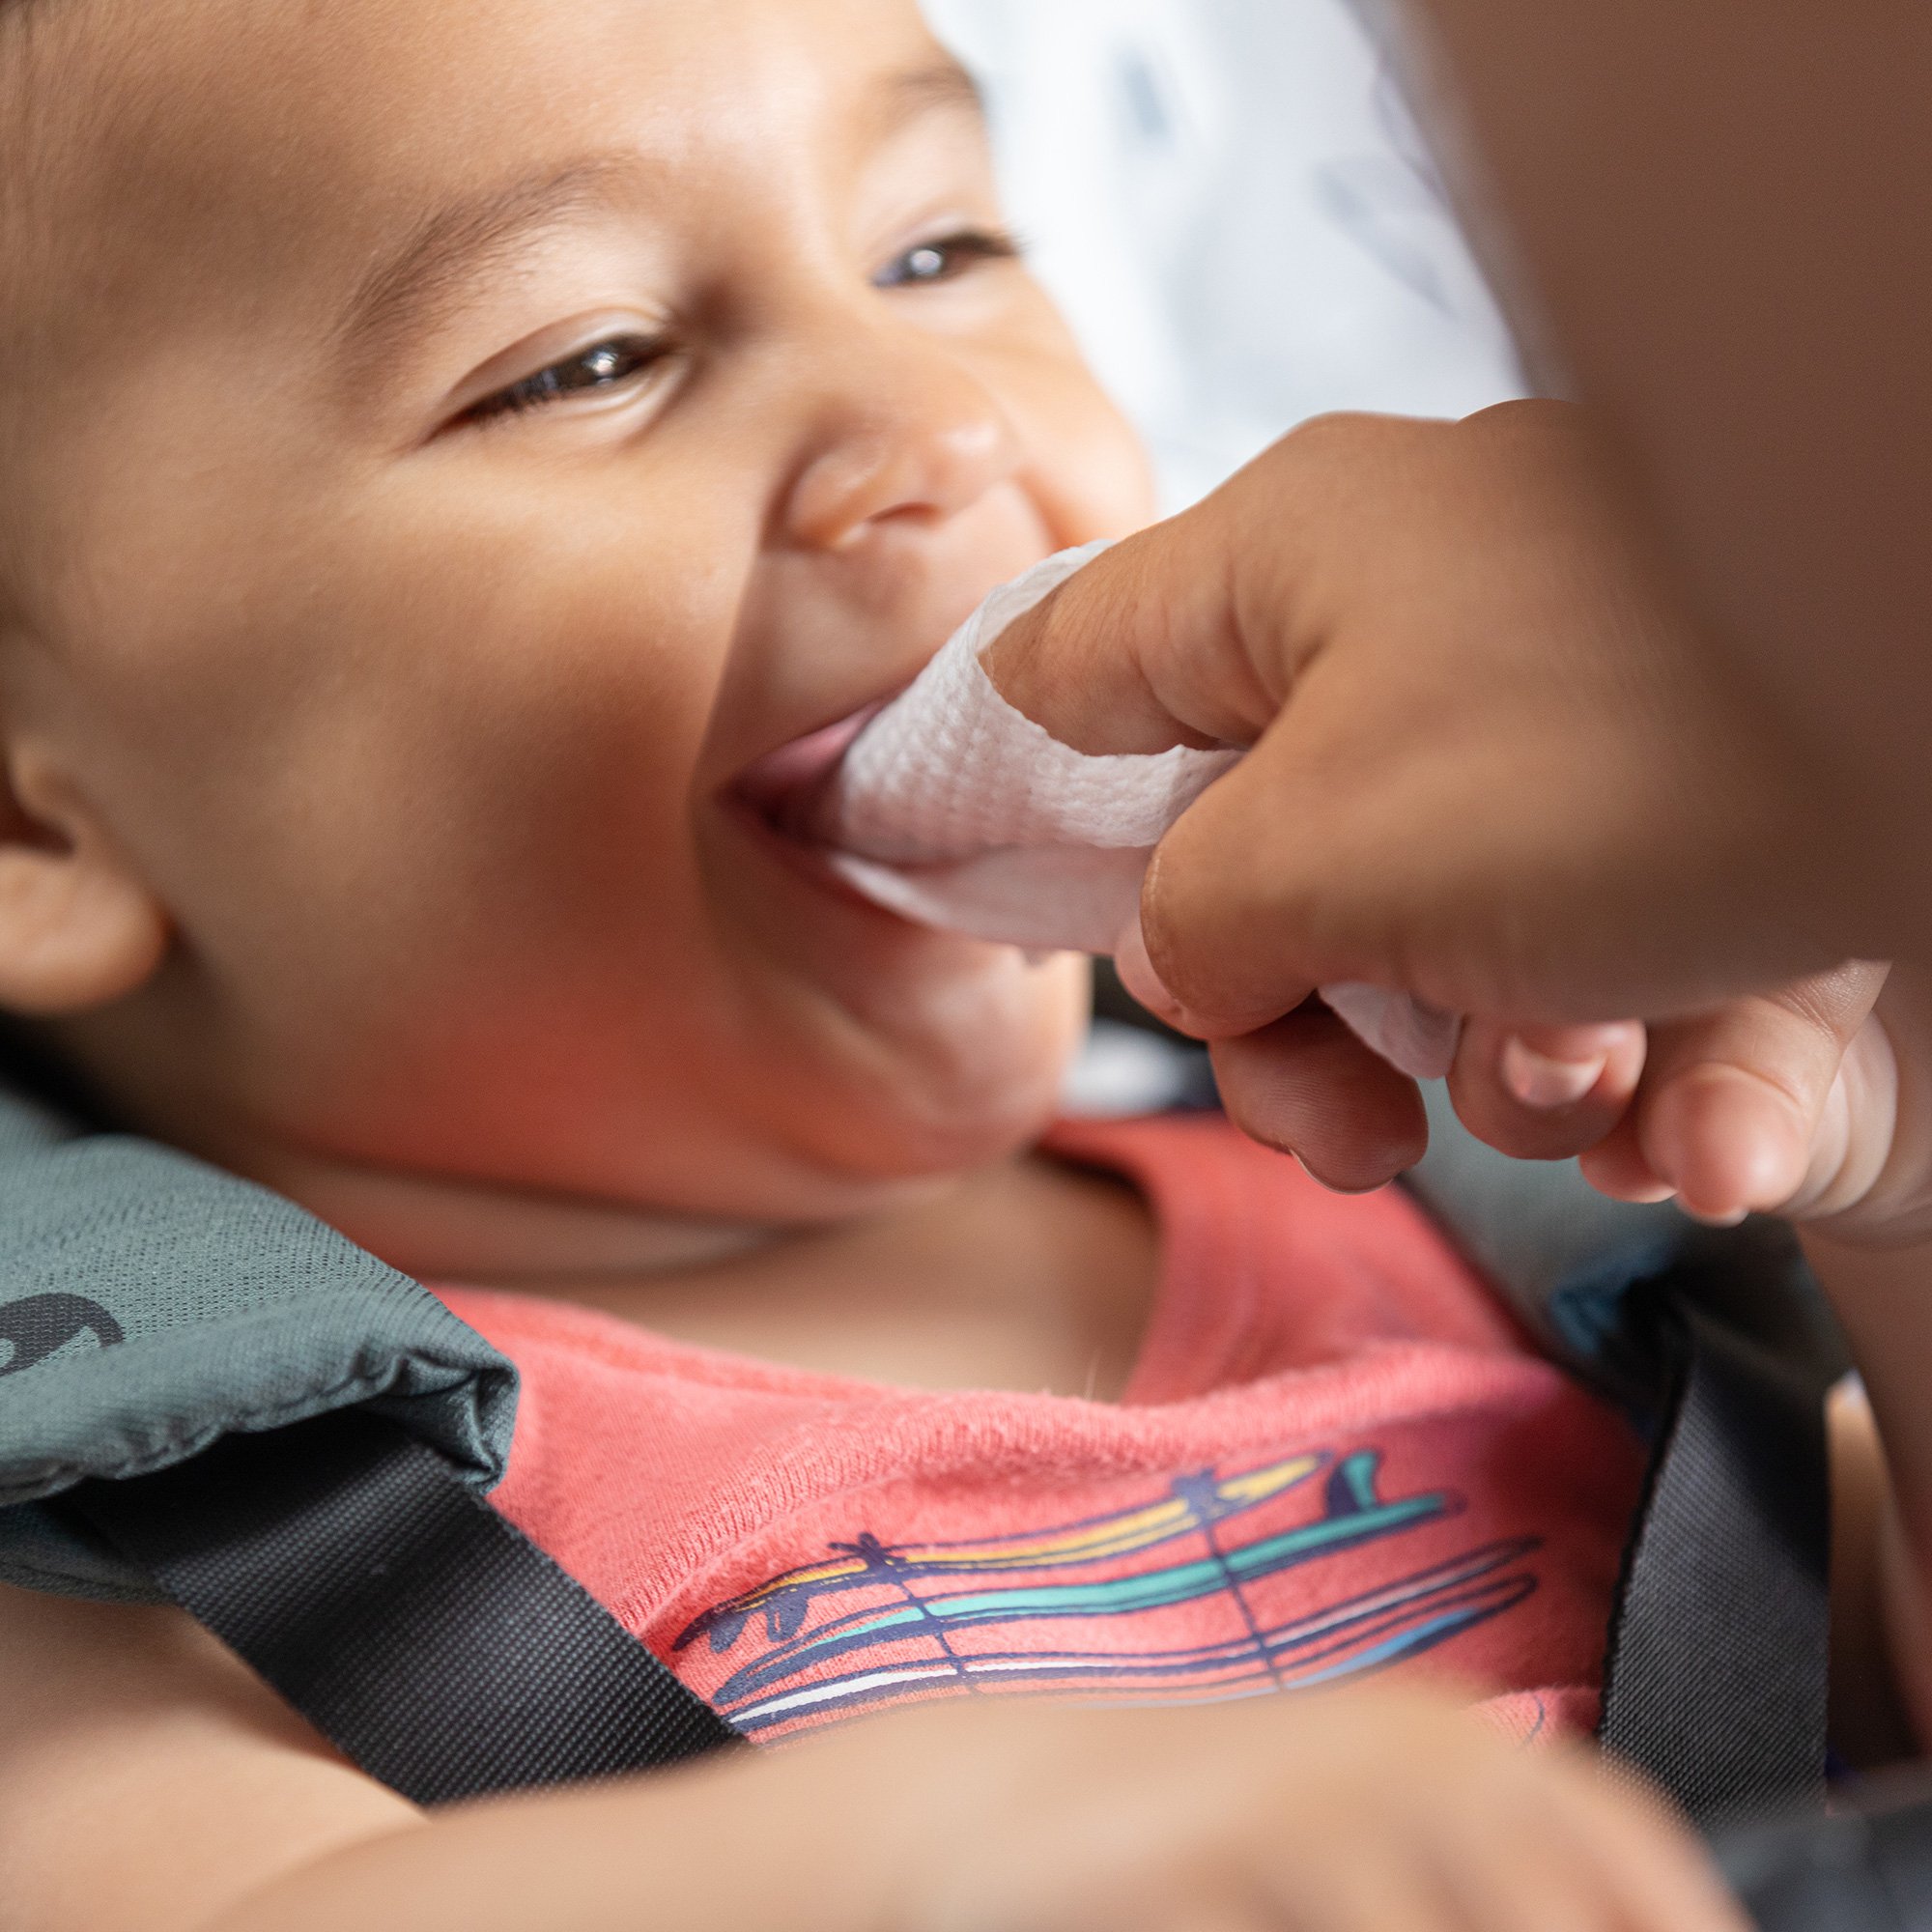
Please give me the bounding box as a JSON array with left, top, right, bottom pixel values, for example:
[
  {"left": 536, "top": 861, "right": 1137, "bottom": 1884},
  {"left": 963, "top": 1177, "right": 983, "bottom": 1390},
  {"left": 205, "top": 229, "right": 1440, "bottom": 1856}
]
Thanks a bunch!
[
  {"left": 1501, "top": 1037, "right": 1609, "bottom": 1110},
  {"left": 1114, "top": 918, "right": 1184, "bottom": 1025}
]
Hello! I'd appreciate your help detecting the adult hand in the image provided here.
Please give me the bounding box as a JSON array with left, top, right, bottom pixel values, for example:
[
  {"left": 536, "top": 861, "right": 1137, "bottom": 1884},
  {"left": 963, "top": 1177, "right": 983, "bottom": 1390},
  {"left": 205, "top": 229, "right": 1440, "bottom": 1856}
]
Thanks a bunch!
[{"left": 985, "top": 403, "right": 1841, "bottom": 1188}]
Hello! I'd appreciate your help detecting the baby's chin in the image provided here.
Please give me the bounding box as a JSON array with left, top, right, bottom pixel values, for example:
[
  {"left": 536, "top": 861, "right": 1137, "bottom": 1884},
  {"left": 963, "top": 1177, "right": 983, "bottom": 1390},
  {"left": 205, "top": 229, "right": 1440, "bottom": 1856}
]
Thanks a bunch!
[{"left": 773, "top": 942, "right": 1094, "bottom": 1186}]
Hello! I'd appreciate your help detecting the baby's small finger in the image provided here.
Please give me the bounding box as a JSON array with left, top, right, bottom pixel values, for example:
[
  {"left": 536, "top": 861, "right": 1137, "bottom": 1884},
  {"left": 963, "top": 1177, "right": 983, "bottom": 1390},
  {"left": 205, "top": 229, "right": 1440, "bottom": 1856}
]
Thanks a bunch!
[
  {"left": 1448, "top": 1019, "right": 1646, "bottom": 1162},
  {"left": 1634, "top": 966, "right": 1887, "bottom": 1223},
  {"left": 1577, "top": 1115, "right": 1677, "bottom": 1205},
  {"left": 1639, "top": 1060, "right": 1805, "bottom": 1225}
]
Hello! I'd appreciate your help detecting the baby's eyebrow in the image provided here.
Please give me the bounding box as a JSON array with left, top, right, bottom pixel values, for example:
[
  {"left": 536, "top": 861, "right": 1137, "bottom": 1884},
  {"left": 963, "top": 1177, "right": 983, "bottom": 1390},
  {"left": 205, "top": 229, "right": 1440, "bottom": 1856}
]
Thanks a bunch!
[
  {"left": 333, "top": 61, "right": 985, "bottom": 377},
  {"left": 336, "top": 153, "right": 646, "bottom": 372},
  {"left": 866, "top": 57, "right": 988, "bottom": 143}
]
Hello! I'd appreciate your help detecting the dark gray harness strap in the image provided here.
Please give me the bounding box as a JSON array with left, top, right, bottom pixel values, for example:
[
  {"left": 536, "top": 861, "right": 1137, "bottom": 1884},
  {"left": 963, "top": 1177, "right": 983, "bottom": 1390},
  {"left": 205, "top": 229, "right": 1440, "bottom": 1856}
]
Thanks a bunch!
[
  {"left": 1598, "top": 1306, "right": 1831, "bottom": 1826},
  {"left": 69, "top": 1407, "right": 741, "bottom": 1806}
]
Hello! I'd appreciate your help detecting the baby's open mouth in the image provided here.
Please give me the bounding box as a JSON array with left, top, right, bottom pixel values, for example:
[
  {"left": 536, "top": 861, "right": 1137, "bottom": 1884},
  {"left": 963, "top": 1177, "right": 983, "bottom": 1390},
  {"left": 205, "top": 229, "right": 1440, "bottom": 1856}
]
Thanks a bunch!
[{"left": 732, "top": 703, "right": 884, "bottom": 843}]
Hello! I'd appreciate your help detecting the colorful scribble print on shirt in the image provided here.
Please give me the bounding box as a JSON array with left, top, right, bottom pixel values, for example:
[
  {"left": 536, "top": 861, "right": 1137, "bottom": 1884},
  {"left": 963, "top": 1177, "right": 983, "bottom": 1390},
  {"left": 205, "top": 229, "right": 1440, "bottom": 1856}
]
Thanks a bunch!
[{"left": 675, "top": 1447, "right": 1541, "bottom": 1741}]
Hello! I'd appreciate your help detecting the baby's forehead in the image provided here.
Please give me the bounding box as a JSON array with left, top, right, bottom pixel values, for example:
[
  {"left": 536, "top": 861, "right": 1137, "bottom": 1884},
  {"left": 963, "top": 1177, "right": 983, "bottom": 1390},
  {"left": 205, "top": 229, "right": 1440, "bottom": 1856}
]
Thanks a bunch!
[{"left": 8, "top": 0, "right": 958, "bottom": 339}]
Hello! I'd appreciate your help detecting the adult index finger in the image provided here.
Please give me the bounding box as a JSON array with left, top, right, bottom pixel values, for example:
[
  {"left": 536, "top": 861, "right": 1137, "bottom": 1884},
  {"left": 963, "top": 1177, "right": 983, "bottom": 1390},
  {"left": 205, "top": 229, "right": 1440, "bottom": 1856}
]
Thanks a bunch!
[{"left": 977, "top": 434, "right": 1358, "bottom": 757}]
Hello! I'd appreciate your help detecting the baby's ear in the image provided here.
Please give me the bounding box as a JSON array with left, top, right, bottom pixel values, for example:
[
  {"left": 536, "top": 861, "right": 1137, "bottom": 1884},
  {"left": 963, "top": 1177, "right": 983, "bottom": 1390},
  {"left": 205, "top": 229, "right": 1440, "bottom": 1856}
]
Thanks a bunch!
[{"left": 0, "top": 743, "right": 169, "bottom": 1015}]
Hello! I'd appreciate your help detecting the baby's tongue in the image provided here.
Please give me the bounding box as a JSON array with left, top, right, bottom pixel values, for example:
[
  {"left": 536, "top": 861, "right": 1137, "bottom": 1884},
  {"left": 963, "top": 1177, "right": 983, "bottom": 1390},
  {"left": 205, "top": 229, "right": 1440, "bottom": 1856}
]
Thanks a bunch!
[{"left": 736, "top": 705, "right": 884, "bottom": 841}]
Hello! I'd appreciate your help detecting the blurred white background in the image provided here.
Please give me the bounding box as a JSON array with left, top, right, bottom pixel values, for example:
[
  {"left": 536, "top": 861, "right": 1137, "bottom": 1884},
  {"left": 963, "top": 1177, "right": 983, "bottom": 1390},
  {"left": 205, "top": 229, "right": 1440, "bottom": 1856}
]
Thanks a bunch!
[{"left": 923, "top": 0, "right": 1527, "bottom": 511}]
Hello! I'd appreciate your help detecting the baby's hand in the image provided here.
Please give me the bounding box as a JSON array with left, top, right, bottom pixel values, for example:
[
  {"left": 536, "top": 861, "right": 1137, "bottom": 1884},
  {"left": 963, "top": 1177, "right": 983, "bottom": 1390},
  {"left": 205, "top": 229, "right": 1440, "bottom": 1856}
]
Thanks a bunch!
[
  {"left": 874, "top": 1687, "right": 1743, "bottom": 1932},
  {"left": 1449, "top": 965, "right": 1932, "bottom": 1244}
]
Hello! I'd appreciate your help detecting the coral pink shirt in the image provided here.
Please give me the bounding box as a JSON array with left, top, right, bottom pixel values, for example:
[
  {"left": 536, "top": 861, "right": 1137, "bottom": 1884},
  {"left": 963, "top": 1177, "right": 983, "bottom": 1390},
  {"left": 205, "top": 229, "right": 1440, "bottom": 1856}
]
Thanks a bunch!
[{"left": 438, "top": 1117, "right": 1644, "bottom": 1747}]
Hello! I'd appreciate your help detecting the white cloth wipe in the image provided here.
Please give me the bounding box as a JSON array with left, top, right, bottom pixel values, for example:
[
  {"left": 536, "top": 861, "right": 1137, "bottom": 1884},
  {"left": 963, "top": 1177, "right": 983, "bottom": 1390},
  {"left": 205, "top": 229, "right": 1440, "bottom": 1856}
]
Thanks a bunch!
[{"left": 816, "top": 543, "right": 1462, "bottom": 1082}]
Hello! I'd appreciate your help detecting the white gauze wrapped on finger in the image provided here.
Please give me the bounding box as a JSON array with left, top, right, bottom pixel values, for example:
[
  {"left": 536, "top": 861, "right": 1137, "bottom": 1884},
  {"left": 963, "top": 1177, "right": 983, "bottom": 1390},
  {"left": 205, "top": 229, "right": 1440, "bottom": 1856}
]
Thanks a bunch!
[{"left": 814, "top": 543, "right": 1463, "bottom": 1082}]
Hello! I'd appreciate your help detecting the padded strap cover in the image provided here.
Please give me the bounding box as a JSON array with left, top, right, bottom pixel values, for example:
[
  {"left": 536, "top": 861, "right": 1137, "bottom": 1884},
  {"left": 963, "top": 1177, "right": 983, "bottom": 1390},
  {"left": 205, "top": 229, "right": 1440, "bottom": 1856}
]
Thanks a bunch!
[{"left": 0, "top": 1084, "right": 517, "bottom": 1603}]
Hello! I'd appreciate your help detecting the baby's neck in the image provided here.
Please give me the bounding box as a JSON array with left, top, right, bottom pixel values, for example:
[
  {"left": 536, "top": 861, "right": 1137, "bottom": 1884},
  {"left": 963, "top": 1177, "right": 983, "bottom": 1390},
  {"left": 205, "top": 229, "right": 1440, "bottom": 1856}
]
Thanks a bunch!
[
  {"left": 249, "top": 1151, "right": 789, "bottom": 1283},
  {"left": 261, "top": 1143, "right": 1161, "bottom": 1400},
  {"left": 537, "top": 1155, "right": 1160, "bottom": 1397}
]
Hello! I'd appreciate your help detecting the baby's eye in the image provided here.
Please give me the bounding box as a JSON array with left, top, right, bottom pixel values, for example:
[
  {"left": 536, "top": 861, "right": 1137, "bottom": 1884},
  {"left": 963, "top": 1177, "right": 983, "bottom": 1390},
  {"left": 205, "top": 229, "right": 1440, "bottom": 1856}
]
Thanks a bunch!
[
  {"left": 873, "top": 228, "right": 1022, "bottom": 291},
  {"left": 463, "top": 333, "right": 668, "bottom": 425}
]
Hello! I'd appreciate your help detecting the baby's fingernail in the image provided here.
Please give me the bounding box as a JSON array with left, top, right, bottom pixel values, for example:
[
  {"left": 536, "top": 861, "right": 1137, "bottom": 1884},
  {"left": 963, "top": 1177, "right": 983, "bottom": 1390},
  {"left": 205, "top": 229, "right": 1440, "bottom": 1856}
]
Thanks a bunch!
[
  {"left": 1679, "top": 1201, "right": 1749, "bottom": 1230},
  {"left": 1113, "top": 919, "right": 1182, "bottom": 1023},
  {"left": 1500, "top": 1037, "right": 1609, "bottom": 1110}
]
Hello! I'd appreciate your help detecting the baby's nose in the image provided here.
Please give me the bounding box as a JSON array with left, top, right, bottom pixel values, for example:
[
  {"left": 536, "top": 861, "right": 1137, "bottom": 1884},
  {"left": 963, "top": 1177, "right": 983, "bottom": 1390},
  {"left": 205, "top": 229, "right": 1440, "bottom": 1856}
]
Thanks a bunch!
[{"left": 781, "top": 361, "right": 1023, "bottom": 553}]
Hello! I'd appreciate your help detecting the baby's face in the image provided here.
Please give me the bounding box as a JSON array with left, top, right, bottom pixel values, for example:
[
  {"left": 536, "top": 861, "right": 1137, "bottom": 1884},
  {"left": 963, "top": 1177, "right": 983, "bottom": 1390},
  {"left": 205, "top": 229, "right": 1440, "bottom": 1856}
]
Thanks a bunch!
[{"left": 0, "top": 0, "right": 1153, "bottom": 1224}]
